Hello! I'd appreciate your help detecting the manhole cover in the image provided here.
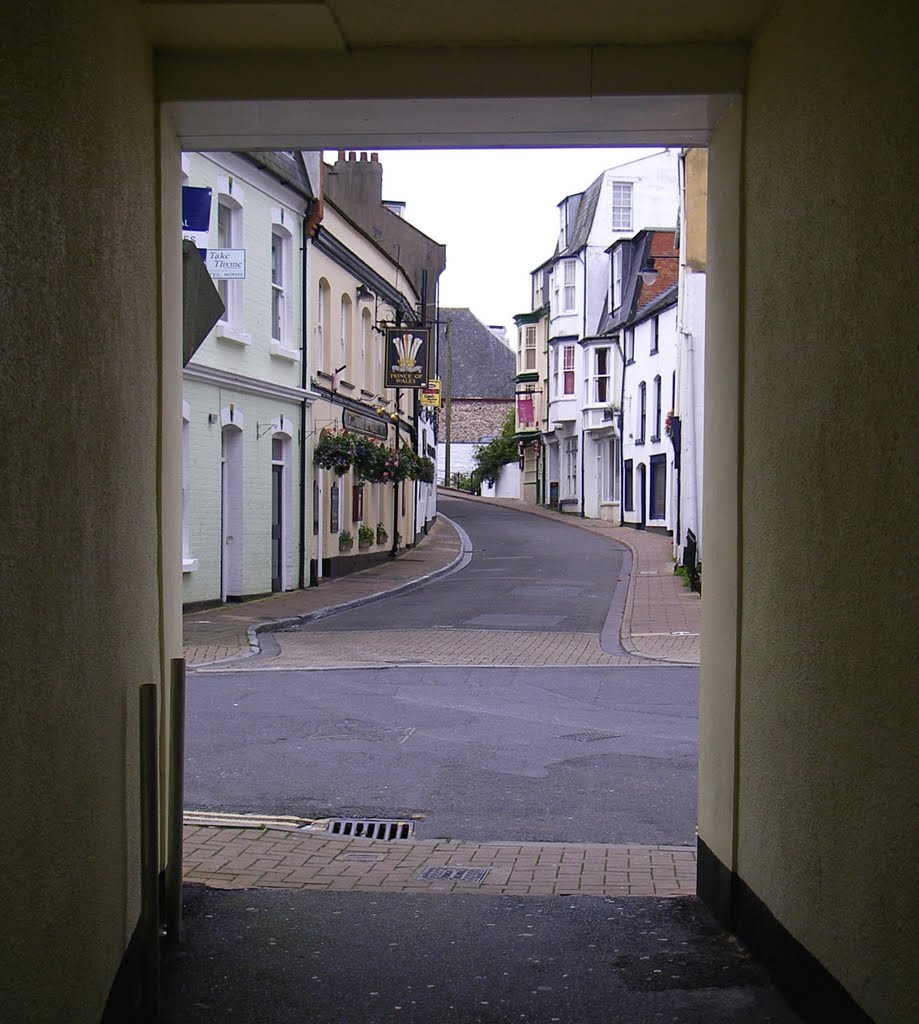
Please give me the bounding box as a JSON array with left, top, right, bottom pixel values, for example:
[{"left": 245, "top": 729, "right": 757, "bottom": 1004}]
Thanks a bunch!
[
  {"left": 418, "top": 866, "right": 490, "bottom": 883},
  {"left": 564, "top": 730, "right": 620, "bottom": 742},
  {"left": 304, "top": 817, "right": 416, "bottom": 841}
]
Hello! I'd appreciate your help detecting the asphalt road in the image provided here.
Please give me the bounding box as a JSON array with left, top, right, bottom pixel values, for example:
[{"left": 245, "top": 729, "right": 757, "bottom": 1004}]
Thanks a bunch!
[
  {"left": 305, "top": 497, "right": 627, "bottom": 636},
  {"left": 162, "top": 888, "right": 802, "bottom": 1024},
  {"left": 185, "top": 497, "right": 699, "bottom": 844}
]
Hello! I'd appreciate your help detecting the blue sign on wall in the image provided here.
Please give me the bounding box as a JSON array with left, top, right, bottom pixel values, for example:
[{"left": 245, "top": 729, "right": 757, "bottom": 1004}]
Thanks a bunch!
[{"left": 181, "top": 186, "right": 212, "bottom": 232}]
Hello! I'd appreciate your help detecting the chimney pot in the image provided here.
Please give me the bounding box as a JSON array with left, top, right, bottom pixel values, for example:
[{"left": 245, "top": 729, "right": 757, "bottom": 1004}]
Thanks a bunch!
[
  {"left": 360, "top": 151, "right": 368, "bottom": 161},
  {"left": 371, "top": 152, "right": 379, "bottom": 162},
  {"left": 337, "top": 149, "right": 345, "bottom": 162},
  {"left": 348, "top": 151, "right": 356, "bottom": 161}
]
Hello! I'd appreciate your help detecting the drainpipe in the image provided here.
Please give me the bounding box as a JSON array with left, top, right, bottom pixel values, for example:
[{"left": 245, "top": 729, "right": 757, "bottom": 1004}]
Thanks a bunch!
[
  {"left": 298, "top": 212, "right": 309, "bottom": 589},
  {"left": 618, "top": 334, "right": 627, "bottom": 526}
]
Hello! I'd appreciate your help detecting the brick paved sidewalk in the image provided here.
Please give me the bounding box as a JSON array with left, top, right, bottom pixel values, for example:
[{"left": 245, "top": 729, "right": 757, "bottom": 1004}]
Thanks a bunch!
[
  {"left": 442, "top": 491, "right": 700, "bottom": 665},
  {"left": 184, "top": 822, "right": 696, "bottom": 898},
  {"left": 183, "top": 517, "right": 465, "bottom": 667}
]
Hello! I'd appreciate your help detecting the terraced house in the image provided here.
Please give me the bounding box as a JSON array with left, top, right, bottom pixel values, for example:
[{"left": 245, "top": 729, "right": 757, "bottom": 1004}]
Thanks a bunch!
[
  {"left": 181, "top": 151, "right": 318, "bottom": 605},
  {"left": 311, "top": 151, "right": 444, "bottom": 577}
]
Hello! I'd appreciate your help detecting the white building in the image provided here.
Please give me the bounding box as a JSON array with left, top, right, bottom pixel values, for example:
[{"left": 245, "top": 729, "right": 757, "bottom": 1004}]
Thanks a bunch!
[
  {"left": 181, "top": 151, "right": 317, "bottom": 606},
  {"left": 532, "top": 150, "right": 679, "bottom": 520},
  {"left": 602, "top": 229, "right": 681, "bottom": 533},
  {"left": 673, "top": 148, "right": 708, "bottom": 578}
]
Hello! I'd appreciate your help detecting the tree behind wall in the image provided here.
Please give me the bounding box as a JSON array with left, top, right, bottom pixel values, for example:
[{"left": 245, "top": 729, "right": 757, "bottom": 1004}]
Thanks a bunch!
[{"left": 472, "top": 410, "right": 518, "bottom": 488}]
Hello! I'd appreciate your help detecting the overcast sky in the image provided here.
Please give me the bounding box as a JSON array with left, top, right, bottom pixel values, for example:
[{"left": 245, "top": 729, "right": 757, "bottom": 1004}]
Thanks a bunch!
[{"left": 342, "top": 148, "right": 666, "bottom": 338}]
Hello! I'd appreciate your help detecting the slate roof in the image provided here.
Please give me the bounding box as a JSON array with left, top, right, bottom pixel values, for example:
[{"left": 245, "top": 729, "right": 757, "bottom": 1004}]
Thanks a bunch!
[
  {"left": 241, "top": 151, "right": 315, "bottom": 199},
  {"left": 437, "top": 308, "right": 516, "bottom": 399}
]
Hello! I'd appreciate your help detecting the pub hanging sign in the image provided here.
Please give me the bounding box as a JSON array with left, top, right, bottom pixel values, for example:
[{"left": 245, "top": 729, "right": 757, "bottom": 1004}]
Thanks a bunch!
[{"left": 384, "top": 327, "right": 431, "bottom": 389}]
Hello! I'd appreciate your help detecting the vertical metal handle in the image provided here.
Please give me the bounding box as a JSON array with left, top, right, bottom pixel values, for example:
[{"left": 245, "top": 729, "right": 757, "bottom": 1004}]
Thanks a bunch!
[
  {"left": 165, "top": 658, "right": 186, "bottom": 944},
  {"left": 139, "top": 683, "right": 160, "bottom": 1021}
]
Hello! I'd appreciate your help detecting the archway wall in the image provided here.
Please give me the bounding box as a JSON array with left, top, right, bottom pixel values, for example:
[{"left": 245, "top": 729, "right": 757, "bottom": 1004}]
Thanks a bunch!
[
  {"left": 716, "top": 3, "right": 918, "bottom": 1021},
  {"left": 0, "top": 2, "right": 163, "bottom": 1020}
]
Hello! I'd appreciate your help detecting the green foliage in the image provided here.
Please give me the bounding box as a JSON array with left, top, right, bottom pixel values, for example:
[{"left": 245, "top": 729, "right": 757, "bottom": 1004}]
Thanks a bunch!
[
  {"left": 314, "top": 429, "right": 432, "bottom": 484},
  {"left": 472, "top": 410, "right": 519, "bottom": 487},
  {"left": 450, "top": 472, "right": 477, "bottom": 493},
  {"left": 358, "top": 524, "right": 375, "bottom": 546},
  {"left": 313, "top": 429, "right": 355, "bottom": 475},
  {"left": 338, "top": 530, "right": 353, "bottom": 551}
]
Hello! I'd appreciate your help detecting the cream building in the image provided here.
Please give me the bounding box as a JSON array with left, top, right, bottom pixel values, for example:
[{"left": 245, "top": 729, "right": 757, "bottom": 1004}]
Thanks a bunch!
[
  {"left": 310, "top": 155, "right": 442, "bottom": 578},
  {"left": 3, "top": 5, "right": 916, "bottom": 1023},
  {"left": 181, "top": 151, "right": 316, "bottom": 605}
]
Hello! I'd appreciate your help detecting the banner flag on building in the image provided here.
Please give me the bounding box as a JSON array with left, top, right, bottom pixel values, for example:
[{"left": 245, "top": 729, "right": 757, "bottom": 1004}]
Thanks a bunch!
[
  {"left": 384, "top": 327, "right": 431, "bottom": 389},
  {"left": 517, "top": 395, "right": 535, "bottom": 426}
]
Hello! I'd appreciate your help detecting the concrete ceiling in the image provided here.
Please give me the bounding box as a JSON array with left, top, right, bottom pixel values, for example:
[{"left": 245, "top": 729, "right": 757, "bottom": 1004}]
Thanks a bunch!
[
  {"left": 147, "top": 1, "right": 772, "bottom": 149},
  {"left": 142, "top": 1, "right": 778, "bottom": 52}
]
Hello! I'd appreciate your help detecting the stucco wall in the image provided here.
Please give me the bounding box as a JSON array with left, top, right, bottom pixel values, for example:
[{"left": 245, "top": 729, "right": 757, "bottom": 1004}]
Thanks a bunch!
[
  {"left": 0, "top": 3, "right": 158, "bottom": 1021},
  {"left": 737, "top": 4, "right": 918, "bottom": 1021}
]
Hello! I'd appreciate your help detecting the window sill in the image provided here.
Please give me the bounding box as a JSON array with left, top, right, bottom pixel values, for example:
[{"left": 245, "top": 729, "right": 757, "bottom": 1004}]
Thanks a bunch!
[
  {"left": 270, "top": 341, "right": 301, "bottom": 362},
  {"left": 215, "top": 322, "right": 251, "bottom": 346},
  {"left": 635, "top": 439, "right": 645, "bottom": 446},
  {"left": 650, "top": 435, "right": 661, "bottom": 443},
  {"left": 182, "top": 558, "right": 199, "bottom": 574}
]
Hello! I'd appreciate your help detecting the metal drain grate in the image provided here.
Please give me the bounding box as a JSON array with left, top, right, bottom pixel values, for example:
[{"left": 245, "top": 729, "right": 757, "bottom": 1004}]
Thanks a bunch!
[
  {"left": 564, "top": 730, "right": 620, "bottom": 742},
  {"left": 418, "top": 866, "right": 490, "bottom": 883},
  {"left": 308, "top": 817, "right": 416, "bottom": 841}
]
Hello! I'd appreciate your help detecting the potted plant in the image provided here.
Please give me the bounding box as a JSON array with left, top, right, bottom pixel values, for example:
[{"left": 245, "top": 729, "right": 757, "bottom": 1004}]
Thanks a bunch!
[
  {"left": 338, "top": 530, "right": 354, "bottom": 552},
  {"left": 375, "top": 522, "right": 388, "bottom": 545},
  {"left": 358, "top": 524, "right": 374, "bottom": 549},
  {"left": 603, "top": 401, "right": 620, "bottom": 421}
]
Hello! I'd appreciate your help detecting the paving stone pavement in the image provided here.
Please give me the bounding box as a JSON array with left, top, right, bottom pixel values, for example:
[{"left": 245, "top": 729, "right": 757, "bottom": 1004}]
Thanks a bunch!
[
  {"left": 237, "top": 627, "right": 651, "bottom": 670},
  {"left": 184, "top": 822, "right": 697, "bottom": 898}
]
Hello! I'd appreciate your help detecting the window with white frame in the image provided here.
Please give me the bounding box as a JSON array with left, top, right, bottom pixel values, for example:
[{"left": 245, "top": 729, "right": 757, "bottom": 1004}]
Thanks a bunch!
[
  {"left": 612, "top": 247, "right": 623, "bottom": 309},
  {"left": 637, "top": 381, "right": 647, "bottom": 443},
  {"left": 612, "top": 181, "right": 633, "bottom": 231},
  {"left": 361, "top": 308, "right": 371, "bottom": 391},
  {"left": 317, "top": 278, "right": 330, "bottom": 368},
  {"left": 523, "top": 325, "right": 537, "bottom": 371},
  {"left": 595, "top": 347, "right": 611, "bottom": 403},
  {"left": 271, "top": 229, "right": 288, "bottom": 344},
  {"left": 562, "top": 259, "right": 576, "bottom": 312},
  {"left": 215, "top": 183, "right": 243, "bottom": 327},
  {"left": 562, "top": 344, "right": 575, "bottom": 395},
  {"left": 624, "top": 328, "right": 635, "bottom": 364},
  {"left": 563, "top": 436, "right": 579, "bottom": 499},
  {"left": 651, "top": 315, "right": 660, "bottom": 354},
  {"left": 653, "top": 375, "right": 662, "bottom": 440},
  {"left": 339, "top": 294, "right": 352, "bottom": 372}
]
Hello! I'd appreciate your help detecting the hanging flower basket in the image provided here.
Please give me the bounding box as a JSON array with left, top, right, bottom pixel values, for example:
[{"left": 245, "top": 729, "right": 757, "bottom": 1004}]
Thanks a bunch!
[
  {"left": 376, "top": 522, "right": 388, "bottom": 545},
  {"left": 415, "top": 455, "right": 435, "bottom": 484},
  {"left": 338, "top": 530, "right": 354, "bottom": 552},
  {"left": 352, "top": 436, "right": 388, "bottom": 482},
  {"left": 314, "top": 429, "right": 355, "bottom": 475}
]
